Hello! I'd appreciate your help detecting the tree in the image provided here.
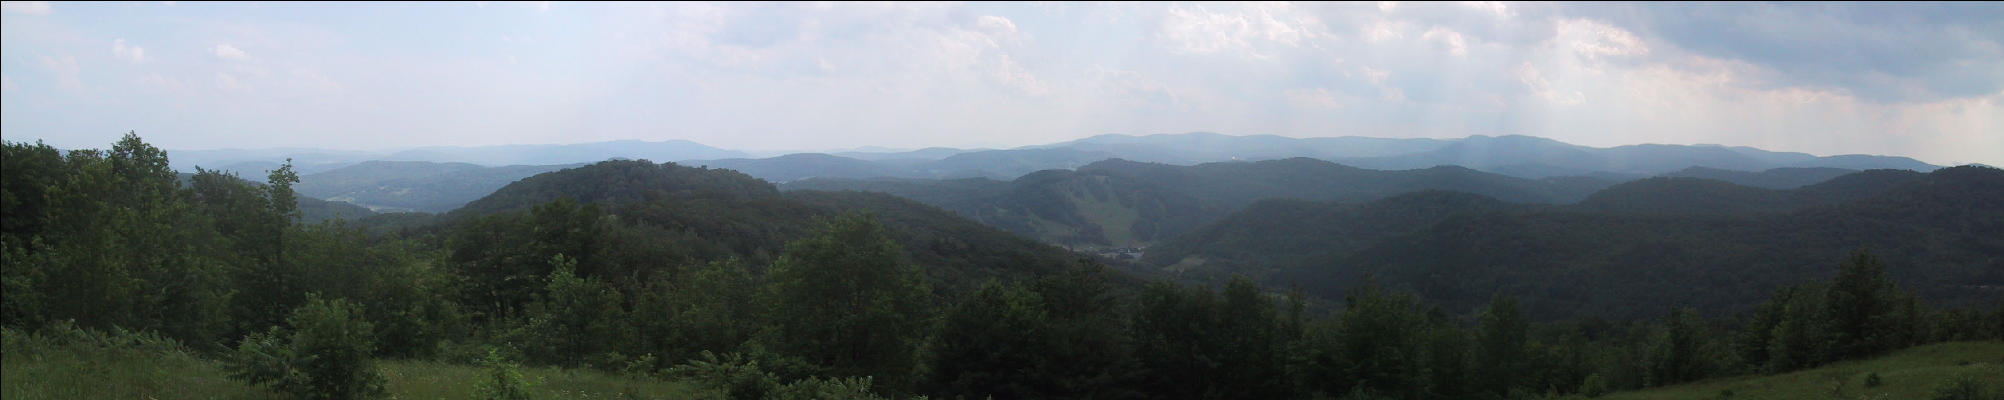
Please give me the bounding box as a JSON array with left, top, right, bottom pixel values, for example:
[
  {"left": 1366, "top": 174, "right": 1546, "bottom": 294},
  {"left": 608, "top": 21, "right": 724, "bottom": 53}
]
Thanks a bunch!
[
  {"left": 1129, "top": 280, "right": 1220, "bottom": 400},
  {"left": 1826, "top": 250, "right": 1898, "bottom": 360},
  {"left": 760, "top": 213, "right": 931, "bottom": 393},
  {"left": 1307, "top": 279, "right": 1428, "bottom": 399},
  {"left": 513, "top": 254, "right": 629, "bottom": 368},
  {"left": 927, "top": 281, "right": 1051, "bottom": 398},
  {"left": 1028, "top": 259, "right": 1135, "bottom": 399},
  {"left": 1473, "top": 294, "right": 1529, "bottom": 398},
  {"left": 1645, "top": 308, "right": 1707, "bottom": 386},
  {"left": 1422, "top": 308, "right": 1472, "bottom": 400},
  {"left": 1765, "top": 283, "right": 1830, "bottom": 372},
  {"left": 1215, "top": 276, "right": 1290, "bottom": 398},
  {"left": 634, "top": 258, "right": 764, "bottom": 370}
]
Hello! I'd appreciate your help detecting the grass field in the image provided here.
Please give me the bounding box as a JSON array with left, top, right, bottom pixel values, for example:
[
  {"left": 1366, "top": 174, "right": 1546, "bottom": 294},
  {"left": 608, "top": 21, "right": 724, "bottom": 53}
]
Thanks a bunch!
[
  {"left": 2, "top": 327, "right": 705, "bottom": 400},
  {"left": 1605, "top": 341, "right": 2004, "bottom": 400}
]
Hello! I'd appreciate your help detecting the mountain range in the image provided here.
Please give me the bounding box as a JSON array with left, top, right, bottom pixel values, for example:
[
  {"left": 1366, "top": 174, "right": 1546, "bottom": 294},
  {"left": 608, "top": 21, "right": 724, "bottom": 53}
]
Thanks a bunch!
[
  {"left": 169, "top": 132, "right": 1939, "bottom": 185},
  {"left": 158, "top": 131, "right": 1993, "bottom": 324}
]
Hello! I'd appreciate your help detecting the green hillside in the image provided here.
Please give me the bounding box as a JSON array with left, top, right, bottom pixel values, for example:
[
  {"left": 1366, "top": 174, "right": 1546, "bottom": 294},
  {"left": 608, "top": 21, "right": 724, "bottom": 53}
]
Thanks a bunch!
[
  {"left": 1148, "top": 166, "right": 2002, "bottom": 320},
  {"left": 0, "top": 326, "right": 700, "bottom": 400},
  {"left": 442, "top": 159, "right": 1093, "bottom": 295},
  {"left": 1604, "top": 341, "right": 2004, "bottom": 400}
]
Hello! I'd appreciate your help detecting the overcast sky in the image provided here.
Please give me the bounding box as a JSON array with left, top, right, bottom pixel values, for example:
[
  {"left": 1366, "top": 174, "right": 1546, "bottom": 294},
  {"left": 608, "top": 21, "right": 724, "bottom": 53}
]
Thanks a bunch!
[{"left": 2, "top": 2, "right": 1999, "bottom": 165}]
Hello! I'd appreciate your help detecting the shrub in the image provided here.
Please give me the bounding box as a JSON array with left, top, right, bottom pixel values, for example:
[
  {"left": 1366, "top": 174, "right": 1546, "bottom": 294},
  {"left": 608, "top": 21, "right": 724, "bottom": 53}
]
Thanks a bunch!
[
  {"left": 226, "top": 296, "right": 386, "bottom": 400},
  {"left": 472, "top": 348, "right": 532, "bottom": 400},
  {"left": 1579, "top": 373, "right": 1609, "bottom": 398},
  {"left": 769, "top": 376, "right": 886, "bottom": 400},
  {"left": 1928, "top": 373, "right": 1991, "bottom": 400},
  {"left": 668, "top": 351, "right": 779, "bottom": 400}
]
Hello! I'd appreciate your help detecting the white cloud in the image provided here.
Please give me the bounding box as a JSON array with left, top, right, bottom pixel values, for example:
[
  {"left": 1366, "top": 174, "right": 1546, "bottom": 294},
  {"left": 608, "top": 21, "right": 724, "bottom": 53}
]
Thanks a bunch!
[
  {"left": 1, "top": 1, "right": 51, "bottom": 16},
  {"left": 113, "top": 38, "right": 146, "bottom": 63},
  {"left": 1285, "top": 88, "right": 1344, "bottom": 109},
  {"left": 1160, "top": 3, "right": 1317, "bottom": 56},
  {"left": 37, "top": 55, "right": 80, "bottom": 90},
  {"left": 977, "top": 15, "right": 1018, "bottom": 37},
  {"left": 1, "top": 75, "right": 16, "bottom": 91},
  {"left": 213, "top": 43, "right": 249, "bottom": 60},
  {"left": 1556, "top": 18, "right": 1647, "bottom": 61},
  {"left": 1421, "top": 26, "right": 1468, "bottom": 56}
]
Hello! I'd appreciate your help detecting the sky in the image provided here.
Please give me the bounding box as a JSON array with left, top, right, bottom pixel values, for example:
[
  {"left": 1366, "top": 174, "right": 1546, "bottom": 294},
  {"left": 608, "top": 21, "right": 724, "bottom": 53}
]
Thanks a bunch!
[{"left": 2, "top": 2, "right": 2000, "bottom": 165}]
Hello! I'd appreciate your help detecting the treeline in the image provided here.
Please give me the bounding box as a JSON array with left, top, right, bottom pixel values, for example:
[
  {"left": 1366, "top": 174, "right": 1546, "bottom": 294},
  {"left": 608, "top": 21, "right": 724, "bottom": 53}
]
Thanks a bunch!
[{"left": 3, "top": 135, "right": 2000, "bottom": 400}]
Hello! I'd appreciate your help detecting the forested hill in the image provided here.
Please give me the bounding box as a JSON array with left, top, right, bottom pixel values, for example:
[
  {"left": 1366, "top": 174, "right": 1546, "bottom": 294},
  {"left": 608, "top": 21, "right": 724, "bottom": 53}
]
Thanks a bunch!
[
  {"left": 439, "top": 159, "right": 1093, "bottom": 295},
  {"left": 1150, "top": 166, "right": 2004, "bottom": 320},
  {"left": 788, "top": 170, "right": 1219, "bottom": 248},
  {"left": 1660, "top": 166, "right": 1859, "bottom": 189},
  {"left": 1078, "top": 157, "right": 1614, "bottom": 209},
  {"left": 784, "top": 157, "right": 1613, "bottom": 248}
]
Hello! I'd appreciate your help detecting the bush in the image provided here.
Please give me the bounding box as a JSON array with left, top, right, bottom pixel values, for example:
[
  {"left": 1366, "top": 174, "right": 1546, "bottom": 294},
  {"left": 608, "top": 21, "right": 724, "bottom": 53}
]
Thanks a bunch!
[
  {"left": 226, "top": 296, "right": 387, "bottom": 400},
  {"left": 472, "top": 348, "right": 533, "bottom": 400},
  {"left": 1865, "top": 372, "right": 1882, "bottom": 388},
  {"left": 668, "top": 351, "right": 779, "bottom": 400},
  {"left": 1928, "top": 373, "right": 1991, "bottom": 400},
  {"left": 769, "top": 376, "right": 886, "bottom": 400},
  {"left": 1579, "top": 373, "right": 1609, "bottom": 398}
]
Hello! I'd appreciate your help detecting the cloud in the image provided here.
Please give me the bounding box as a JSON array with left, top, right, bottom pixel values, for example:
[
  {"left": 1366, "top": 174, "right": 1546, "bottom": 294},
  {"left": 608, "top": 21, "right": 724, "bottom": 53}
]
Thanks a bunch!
[
  {"left": 1, "top": 75, "right": 16, "bottom": 91},
  {"left": 1555, "top": 3, "right": 2004, "bottom": 103},
  {"left": 213, "top": 43, "right": 249, "bottom": 60},
  {"left": 1, "top": 2, "right": 1997, "bottom": 165},
  {"left": 1, "top": 1, "right": 51, "bottom": 16},
  {"left": 37, "top": 55, "right": 80, "bottom": 90},
  {"left": 113, "top": 39, "right": 146, "bottom": 63},
  {"left": 1421, "top": 26, "right": 1467, "bottom": 56},
  {"left": 1159, "top": 3, "right": 1317, "bottom": 57},
  {"left": 1284, "top": 87, "right": 1344, "bottom": 109}
]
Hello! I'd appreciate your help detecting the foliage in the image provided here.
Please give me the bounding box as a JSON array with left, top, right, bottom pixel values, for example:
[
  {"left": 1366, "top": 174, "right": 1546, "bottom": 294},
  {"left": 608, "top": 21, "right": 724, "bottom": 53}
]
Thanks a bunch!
[
  {"left": 759, "top": 213, "right": 932, "bottom": 393},
  {"left": 666, "top": 351, "right": 780, "bottom": 400},
  {"left": 471, "top": 349, "right": 533, "bottom": 400},
  {"left": 227, "top": 296, "right": 387, "bottom": 400},
  {"left": 1928, "top": 373, "right": 1994, "bottom": 400},
  {"left": 768, "top": 376, "right": 889, "bottom": 400}
]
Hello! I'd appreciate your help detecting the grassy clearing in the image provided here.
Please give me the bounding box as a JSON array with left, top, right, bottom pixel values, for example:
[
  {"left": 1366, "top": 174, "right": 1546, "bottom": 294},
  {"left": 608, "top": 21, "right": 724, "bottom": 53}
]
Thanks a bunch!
[
  {"left": 3, "top": 327, "right": 704, "bottom": 400},
  {"left": 1604, "top": 341, "right": 2004, "bottom": 400},
  {"left": 379, "top": 359, "right": 703, "bottom": 400}
]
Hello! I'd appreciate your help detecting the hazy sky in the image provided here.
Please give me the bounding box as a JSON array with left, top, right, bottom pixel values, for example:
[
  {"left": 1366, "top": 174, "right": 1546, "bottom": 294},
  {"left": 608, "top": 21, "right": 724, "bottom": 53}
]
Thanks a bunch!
[{"left": 3, "top": 2, "right": 2000, "bottom": 164}]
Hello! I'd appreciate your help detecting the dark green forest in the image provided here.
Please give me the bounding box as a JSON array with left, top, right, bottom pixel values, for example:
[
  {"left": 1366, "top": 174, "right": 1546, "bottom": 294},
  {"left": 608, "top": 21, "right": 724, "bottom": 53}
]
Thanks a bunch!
[{"left": 3, "top": 134, "right": 2001, "bottom": 399}]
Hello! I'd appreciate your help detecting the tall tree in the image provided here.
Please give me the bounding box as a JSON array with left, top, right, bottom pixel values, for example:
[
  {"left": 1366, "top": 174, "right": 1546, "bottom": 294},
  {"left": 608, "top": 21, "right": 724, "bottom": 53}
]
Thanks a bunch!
[
  {"left": 1645, "top": 308, "right": 1707, "bottom": 386},
  {"left": 1825, "top": 250, "right": 1896, "bottom": 359},
  {"left": 1473, "top": 293, "right": 1529, "bottom": 399},
  {"left": 761, "top": 213, "right": 932, "bottom": 393},
  {"left": 928, "top": 281, "right": 1051, "bottom": 398}
]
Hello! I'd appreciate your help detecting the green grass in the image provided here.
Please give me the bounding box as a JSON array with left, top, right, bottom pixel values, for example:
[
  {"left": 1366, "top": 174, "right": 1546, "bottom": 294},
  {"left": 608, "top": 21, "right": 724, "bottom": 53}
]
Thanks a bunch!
[
  {"left": 3, "top": 328, "right": 705, "bottom": 400},
  {"left": 378, "top": 359, "right": 704, "bottom": 399},
  {"left": 1605, "top": 341, "right": 2004, "bottom": 400}
]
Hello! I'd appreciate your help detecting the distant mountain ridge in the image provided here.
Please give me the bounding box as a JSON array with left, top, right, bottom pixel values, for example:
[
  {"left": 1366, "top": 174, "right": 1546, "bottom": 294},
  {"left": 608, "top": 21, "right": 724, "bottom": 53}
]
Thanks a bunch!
[
  {"left": 294, "top": 161, "right": 577, "bottom": 213},
  {"left": 176, "top": 133, "right": 1947, "bottom": 218},
  {"left": 171, "top": 133, "right": 1941, "bottom": 184},
  {"left": 784, "top": 157, "right": 1619, "bottom": 248}
]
